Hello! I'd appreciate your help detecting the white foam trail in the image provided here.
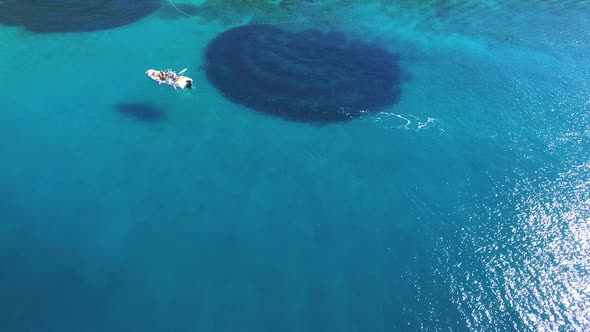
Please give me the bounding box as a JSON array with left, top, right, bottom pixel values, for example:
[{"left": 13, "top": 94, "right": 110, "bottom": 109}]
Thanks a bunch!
[{"left": 363, "top": 111, "right": 443, "bottom": 133}]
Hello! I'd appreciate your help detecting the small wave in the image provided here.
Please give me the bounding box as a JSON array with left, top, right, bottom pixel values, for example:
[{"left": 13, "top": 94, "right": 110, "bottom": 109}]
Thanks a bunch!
[{"left": 363, "top": 111, "right": 444, "bottom": 133}]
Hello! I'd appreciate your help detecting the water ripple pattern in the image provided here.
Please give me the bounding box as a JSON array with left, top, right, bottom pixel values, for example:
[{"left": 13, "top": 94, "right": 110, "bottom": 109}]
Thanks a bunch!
[{"left": 443, "top": 163, "right": 590, "bottom": 331}]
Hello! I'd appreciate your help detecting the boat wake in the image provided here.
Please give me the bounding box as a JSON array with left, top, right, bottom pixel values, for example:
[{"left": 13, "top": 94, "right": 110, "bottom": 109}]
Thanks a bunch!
[{"left": 363, "top": 111, "right": 444, "bottom": 133}]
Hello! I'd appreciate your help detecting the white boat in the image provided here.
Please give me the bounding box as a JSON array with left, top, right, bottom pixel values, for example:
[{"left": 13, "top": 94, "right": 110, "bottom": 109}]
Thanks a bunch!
[{"left": 145, "top": 68, "right": 193, "bottom": 90}]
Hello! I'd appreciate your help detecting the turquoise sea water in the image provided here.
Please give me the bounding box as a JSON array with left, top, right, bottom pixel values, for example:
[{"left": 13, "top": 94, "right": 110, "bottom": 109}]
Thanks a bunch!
[{"left": 1, "top": 1, "right": 589, "bottom": 331}]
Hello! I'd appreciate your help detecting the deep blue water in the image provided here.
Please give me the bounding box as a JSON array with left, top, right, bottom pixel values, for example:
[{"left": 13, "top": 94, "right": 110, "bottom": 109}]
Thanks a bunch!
[{"left": 1, "top": 1, "right": 589, "bottom": 331}]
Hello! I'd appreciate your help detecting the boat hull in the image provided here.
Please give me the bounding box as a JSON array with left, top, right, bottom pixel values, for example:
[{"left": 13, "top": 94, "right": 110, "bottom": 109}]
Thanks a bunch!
[{"left": 145, "top": 69, "right": 193, "bottom": 89}]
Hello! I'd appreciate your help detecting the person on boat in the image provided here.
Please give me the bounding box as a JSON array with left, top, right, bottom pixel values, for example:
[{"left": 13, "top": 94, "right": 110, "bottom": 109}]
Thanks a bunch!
[{"left": 164, "top": 69, "right": 179, "bottom": 82}]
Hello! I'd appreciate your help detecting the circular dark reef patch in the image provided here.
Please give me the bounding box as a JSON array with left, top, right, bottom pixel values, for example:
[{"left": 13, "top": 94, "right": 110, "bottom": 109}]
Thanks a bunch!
[
  {"left": 0, "top": 0, "right": 160, "bottom": 33},
  {"left": 204, "top": 25, "right": 404, "bottom": 124}
]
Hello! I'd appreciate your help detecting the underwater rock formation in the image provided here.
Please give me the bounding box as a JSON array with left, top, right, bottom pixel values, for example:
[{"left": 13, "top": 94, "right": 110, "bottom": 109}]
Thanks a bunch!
[
  {"left": 204, "top": 25, "right": 403, "bottom": 123},
  {"left": 0, "top": 0, "right": 160, "bottom": 33}
]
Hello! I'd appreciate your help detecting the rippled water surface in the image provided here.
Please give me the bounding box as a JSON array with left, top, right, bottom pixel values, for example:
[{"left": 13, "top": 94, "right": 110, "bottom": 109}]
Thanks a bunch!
[{"left": 0, "top": 0, "right": 588, "bottom": 331}]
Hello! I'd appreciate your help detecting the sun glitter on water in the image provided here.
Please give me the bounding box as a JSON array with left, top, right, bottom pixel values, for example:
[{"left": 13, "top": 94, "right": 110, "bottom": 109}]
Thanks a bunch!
[{"left": 440, "top": 161, "right": 590, "bottom": 331}]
